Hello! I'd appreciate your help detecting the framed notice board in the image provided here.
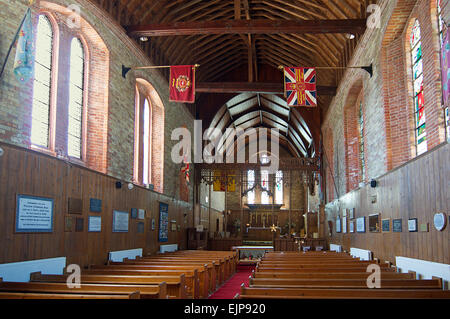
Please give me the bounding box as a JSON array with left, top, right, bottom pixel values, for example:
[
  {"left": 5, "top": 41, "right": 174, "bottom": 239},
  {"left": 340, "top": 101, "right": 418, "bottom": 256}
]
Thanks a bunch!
[
  {"left": 15, "top": 194, "right": 54, "bottom": 233},
  {"left": 158, "top": 202, "right": 169, "bottom": 242}
]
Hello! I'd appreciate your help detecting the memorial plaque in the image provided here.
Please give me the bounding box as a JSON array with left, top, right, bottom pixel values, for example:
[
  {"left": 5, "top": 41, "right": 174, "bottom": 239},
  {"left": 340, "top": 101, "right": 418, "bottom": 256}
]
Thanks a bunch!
[
  {"left": 68, "top": 198, "right": 82, "bottom": 215},
  {"left": 356, "top": 216, "right": 366, "bottom": 233},
  {"left": 138, "top": 209, "right": 145, "bottom": 220},
  {"left": 393, "top": 219, "right": 402, "bottom": 232},
  {"left": 137, "top": 222, "right": 145, "bottom": 234},
  {"left": 89, "top": 199, "right": 102, "bottom": 213},
  {"left": 75, "top": 218, "right": 84, "bottom": 232},
  {"left": 15, "top": 195, "right": 54, "bottom": 233},
  {"left": 382, "top": 219, "right": 390, "bottom": 232},
  {"left": 349, "top": 221, "right": 354, "bottom": 233},
  {"left": 369, "top": 213, "right": 380, "bottom": 232},
  {"left": 88, "top": 216, "right": 102, "bottom": 232},
  {"left": 65, "top": 216, "right": 74, "bottom": 232},
  {"left": 113, "top": 210, "right": 129, "bottom": 232},
  {"left": 131, "top": 208, "right": 138, "bottom": 219},
  {"left": 433, "top": 213, "right": 447, "bottom": 231},
  {"left": 408, "top": 218, "right": 418, "bottom": 232},
  {"left": 158, "top": 203, "right": 169, "bottom": 242}
]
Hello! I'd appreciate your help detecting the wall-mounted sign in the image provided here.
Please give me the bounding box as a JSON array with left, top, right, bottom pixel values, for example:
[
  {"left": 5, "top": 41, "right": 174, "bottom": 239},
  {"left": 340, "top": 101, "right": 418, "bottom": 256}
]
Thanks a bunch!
[
  {"left": 88, "top": 216, "right": 102, "bottom": 232},
  {"left": 158, "top": 203, "right": 169, "bottom": 242},
  {"left": 89, "top": 199, "right": 102, "bottom": 213},
  {"left": 393, "top": 219, "right": 402, "bottom": 232},
  {"left": 131, "top": 208, "right": 138, "bottom": 219},
  {"left": 137, "top": 222, "right": 145, "bottom": 234},
  {"left": 433, "top": 213, "right": 447, "bottom": 231},
  {"left": 113, "top": 210, "right": 129, "bottom": 232},
  {"left": 356, "top": 216, "right": 366, "bottom": 233},
  {"left": 336, "top": 218, "right": 341, "bottom": 233},
  {"left": 408, "top": 218, "right": 418, "bottom": 232},
  {"left": 15, "top": 195, "right": 54, "bottom": 233},
  {"left": 138, "top": 209, "right": 146, "bottom": 220},
  {"left": 382, "top": 219, "right": 390, "bottom": 232}
]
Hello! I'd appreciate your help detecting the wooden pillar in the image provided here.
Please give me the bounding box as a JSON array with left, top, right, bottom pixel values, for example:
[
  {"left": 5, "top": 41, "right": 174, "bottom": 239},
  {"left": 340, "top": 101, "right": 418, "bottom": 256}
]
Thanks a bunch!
[
  {"left": 288, "top": 170, "right": 292, "bottom": 235},
  {"left": 318, "top": 203, "right": 326, "bottom": 238}
]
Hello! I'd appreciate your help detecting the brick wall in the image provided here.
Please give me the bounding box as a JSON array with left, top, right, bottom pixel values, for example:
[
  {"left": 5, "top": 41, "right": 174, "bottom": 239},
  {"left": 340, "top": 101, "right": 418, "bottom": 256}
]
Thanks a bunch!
[
  {"left": 0, "top": 0, "right": 195, "bottom": 203},
  {"left": 322, "top": 0, "right": 447, "bottom": 203}
]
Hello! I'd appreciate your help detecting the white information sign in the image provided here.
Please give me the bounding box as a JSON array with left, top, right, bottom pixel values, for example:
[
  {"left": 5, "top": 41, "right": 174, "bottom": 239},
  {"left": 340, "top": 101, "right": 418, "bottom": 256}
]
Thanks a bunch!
[{"left": 16, "top": 195, "right": 54, "bottom": 233}]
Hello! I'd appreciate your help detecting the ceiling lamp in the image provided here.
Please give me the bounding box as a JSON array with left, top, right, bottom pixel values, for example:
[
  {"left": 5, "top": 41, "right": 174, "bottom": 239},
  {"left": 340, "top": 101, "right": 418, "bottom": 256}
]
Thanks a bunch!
[
  {"left": 139, "top": 36, "right": 149, "bottom": 42},
  {"left": 346, "top": 33, "right": 355, "bottom": 40}
]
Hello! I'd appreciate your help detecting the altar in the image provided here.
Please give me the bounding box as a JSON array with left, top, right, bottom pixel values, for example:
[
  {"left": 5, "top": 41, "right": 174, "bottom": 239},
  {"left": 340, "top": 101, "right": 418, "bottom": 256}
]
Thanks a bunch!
[{"left": 231, "top": 245, "right": 274, "bottom": 262}]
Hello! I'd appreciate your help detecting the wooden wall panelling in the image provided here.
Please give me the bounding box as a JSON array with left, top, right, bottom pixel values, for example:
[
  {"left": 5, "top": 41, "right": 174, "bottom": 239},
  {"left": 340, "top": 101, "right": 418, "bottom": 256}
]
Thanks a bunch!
[
  {"left": 0, "top": 143, "right": 193, "bottom": 268},
  {"left": 325, "top": 143, "right": 449, "bottom": 264}
]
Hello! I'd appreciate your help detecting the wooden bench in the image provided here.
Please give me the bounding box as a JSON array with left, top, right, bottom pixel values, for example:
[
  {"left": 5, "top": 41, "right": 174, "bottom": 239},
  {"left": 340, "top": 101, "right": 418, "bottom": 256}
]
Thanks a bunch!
[
  {"left": 83, "top": 268, "right": 198, "bottom": 298},
  {"left": 89, "top": 265, "right": 206, "bottom": 298},
  {"left": 137, "top": 256, "right": 224, "bottom": 287},
  {"left": 252, "top": 271, "right": 416, "bottom": 280},
  {"left": 30, "top": 272, "right": 187, "bottom": 299},
  {"left": 0, "top": 281, "right": 166, "bottom": 299},
  {"left": 159, "top": 251, "right": 237, "bottom": 276},
  {"left": 249, "top": 277, "right": 443, "bottom": 289},
  {"left": 116, "top": 258, "right": 217, "bottom": 293},
  {"left": 156, "top": 251, "right": 237, "bottom": 279},
  {"left": 237, "top": 286, "right": 450, "bottom": 299},
  {"left": 0, "top": 291, "right": 140, "bottom": 299}
]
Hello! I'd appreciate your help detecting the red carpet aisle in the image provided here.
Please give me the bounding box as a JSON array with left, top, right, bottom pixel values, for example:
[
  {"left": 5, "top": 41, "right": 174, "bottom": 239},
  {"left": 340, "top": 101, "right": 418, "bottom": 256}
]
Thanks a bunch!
[{"left": 208, "top": 265, "right": 255, "bottom": 299}]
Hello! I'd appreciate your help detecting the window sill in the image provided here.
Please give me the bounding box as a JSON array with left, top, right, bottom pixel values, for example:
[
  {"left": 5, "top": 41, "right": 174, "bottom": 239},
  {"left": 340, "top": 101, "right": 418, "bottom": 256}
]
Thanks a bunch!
[{"left": 30, "top": 145, "right": 56, "bottom": 157}]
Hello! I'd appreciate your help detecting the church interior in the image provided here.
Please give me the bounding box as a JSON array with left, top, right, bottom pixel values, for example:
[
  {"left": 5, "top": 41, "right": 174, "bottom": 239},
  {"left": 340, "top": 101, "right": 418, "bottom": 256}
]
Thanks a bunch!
[{"left": 0, "top": 0, "right": 449, "bottom": 303}]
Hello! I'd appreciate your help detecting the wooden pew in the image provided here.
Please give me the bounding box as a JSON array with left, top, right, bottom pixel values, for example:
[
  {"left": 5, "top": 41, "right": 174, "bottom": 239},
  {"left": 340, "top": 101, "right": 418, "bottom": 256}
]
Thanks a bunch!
[
  {"left": 252, "top": 271, "right": 416, "bottom": 280},
  {"left": 159, "top": 251, "right": 237, "bottom": 277},
  {"left": 88, "top": 265, "right": 204, "bottom": 299},
  {"left": 256, "top": 267, "right": 395, "bottom": 273},
  {"left": 0, "top": 291, "right": 140, "bottom": 299},
  {"left": 157, "top": 251, "right": 237, "bottom": 279},
  {"left": 0, "top": 281, "right": 167, "bottom": 299},
  {"left": 115, "top": 259, "right": 217, "bottom": 293},
  {"left": 30, "top": 272, "right": 187, "bottom": 299},
  {"left": 136, "top": 256, "right": 223, "bottom": 287},
  {"left": 249, "top": 277, "right": 443, "bottom": 289},
  {"left": 238, "top": 286, "right": 450, "bottom": 299}
]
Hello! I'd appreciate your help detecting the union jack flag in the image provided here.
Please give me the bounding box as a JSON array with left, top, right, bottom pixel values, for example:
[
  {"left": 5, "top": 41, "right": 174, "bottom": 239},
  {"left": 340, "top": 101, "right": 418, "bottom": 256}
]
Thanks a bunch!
[{"left": 284, "top": 67, "right": 317, "bottom": 107}]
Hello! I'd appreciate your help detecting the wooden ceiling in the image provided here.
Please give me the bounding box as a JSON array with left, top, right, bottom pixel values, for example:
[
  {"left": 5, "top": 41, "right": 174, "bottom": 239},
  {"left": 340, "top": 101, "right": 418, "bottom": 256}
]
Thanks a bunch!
[{"left": 92, "top": 0, "right": 376, "bottom": 156}]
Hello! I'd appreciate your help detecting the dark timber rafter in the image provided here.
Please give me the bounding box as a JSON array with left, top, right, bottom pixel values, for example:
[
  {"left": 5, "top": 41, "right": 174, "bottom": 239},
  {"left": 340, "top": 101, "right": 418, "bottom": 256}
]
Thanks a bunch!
[{"left": 126, "top": 18, "right": 367, "bottom": 37}]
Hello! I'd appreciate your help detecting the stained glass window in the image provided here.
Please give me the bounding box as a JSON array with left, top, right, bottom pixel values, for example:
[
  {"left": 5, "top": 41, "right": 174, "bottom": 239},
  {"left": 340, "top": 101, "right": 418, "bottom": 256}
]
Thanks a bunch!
[
  {"left": 67, "top": 38, "right": 85, "bottom": 159},
  {"left": 31, "top": 15, "right": 54, "bottom": 148},
  {"left": 142, "top": 98, "right": 151, "bottom": 186},
  {"left": 358, "top": 101, "right": 365, "bottom": 182},
  {"left": 438, "top": 0, "right": 450, "bottom": 141},
  {"left": 410, "top": 20, "right": 427, "bottom": 155},
  {"left": 275, "top": 171, "right": 283, "bottom": 204},
  {"left": 247, "top": 170, "right": 255, "bottom": 204},
  {"left": 261, "top": 170, "right": 269, "bottom": 204}
]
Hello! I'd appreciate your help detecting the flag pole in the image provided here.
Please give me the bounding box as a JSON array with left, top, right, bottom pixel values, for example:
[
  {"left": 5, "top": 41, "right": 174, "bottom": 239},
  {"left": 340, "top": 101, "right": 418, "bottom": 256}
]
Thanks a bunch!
[
  {"left": 0, "top": 8, "right": 30, "bottom": 80},
  {"left": 278, "top": 64, "right": 373, "bottom": 78},
  {"left": 122, "top": 64, "right": 200, "bottom": 78}
]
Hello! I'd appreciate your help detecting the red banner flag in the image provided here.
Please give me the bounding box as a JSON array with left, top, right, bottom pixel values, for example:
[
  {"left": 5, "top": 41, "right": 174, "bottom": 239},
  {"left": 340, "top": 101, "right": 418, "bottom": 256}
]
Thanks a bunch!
[
  {"left": 169, "top": 65, "right": 196, "bottom": 103},
  {"left": 284, "top": 67, "right": 317, "bottom": 107}
]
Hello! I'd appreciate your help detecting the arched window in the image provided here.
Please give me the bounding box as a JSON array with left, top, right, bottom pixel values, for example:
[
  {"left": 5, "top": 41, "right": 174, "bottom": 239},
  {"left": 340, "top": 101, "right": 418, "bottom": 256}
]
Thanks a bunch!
[
  {"left": 134, "top": 89, "right": 152, "bottom": 186},
  {"left": 247, "top": 170, "right": 255, "bottom": 204},
  {"left": 275, "top": 171, "right": 283, "bottom": 204},
  {"left": 260, "top": 170, "right": 269, "bottom": 204},
  {"left": 438, "top": 0, "right": 445, "bottom": 46},
  {"left": 134, "top": 79, "right": 165, "bottom": 191},
  {"left": 358, "top": 100, "right": 366, "bottom": 182},
  {"left": 410, "top": 19, "right": 427, "bottom": 155},
  {"left": 31, "top": 14, "right": 54, "bottom": 148},
  {"left": 142, "top": 97, "right": 152, "bottom": 186},
  {"left": 67, "top": 38, "right": 85, "bottom": 159}
]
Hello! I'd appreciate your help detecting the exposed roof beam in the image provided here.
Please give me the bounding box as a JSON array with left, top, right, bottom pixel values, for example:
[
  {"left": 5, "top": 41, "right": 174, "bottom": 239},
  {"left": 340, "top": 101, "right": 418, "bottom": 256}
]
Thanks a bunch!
[
  {"left": 196, "top": 82, "right": 337, "bottom": 96},
  {"left": 126, "top": 18, "right": 367, "bottom": 37}
]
